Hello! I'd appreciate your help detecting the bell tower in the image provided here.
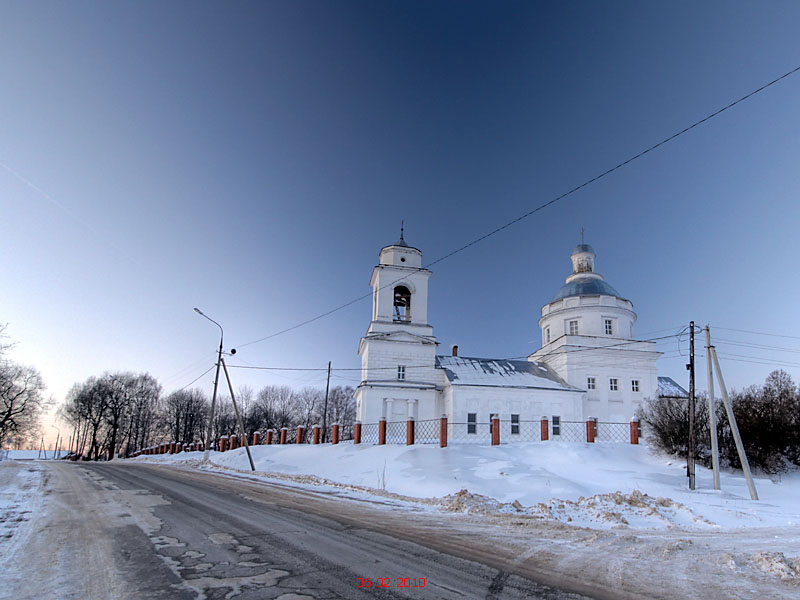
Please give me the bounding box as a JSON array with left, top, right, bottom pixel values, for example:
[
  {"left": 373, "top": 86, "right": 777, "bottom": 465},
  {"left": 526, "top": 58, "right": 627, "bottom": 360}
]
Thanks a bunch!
[
  {"left": 368, "top": 225, "right": 432, "bottom": 331},
  {"left": 355, "top": 227, "right": 439, "bottom": 424}
]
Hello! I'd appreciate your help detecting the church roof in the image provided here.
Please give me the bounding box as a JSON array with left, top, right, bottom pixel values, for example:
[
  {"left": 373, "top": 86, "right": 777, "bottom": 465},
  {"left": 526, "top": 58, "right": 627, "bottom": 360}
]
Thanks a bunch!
[
  {"left": 573, "top": 243, "right": 595, "bottom": 254},
  {"left": 435, "top": 355, "right": 581, "bottom": 391},
  {"left": 658, "top": 376, "right": 689, "bottom": 398},
  {"left": 551, "top": 276, "right": 622, "bottom": 301}
]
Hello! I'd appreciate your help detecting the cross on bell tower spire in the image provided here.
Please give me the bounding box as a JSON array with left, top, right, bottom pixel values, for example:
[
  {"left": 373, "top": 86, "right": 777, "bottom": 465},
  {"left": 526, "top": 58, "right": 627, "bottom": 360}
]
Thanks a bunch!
[{"left": 581, "top": 226, "right": 585, "bottom": 244}]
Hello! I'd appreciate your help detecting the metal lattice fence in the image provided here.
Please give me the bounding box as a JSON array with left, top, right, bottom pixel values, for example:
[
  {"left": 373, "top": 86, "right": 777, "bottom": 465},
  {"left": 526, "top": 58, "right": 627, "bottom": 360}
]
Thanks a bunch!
[
  {"left": 385, "top": 421, "right": 407, "bottom": 444},
  {"left": 339, "top": 424, "right": 354, "bottom": 444},
  {"left": 415, "top": 419, "right": 440, "bottom": 444},
  {"left": 248, "top": 419, "right": 634, "bottom": 448},
  {"left": 361, "top": 422, "right": 380, "bottom": 444},
  {"left": 448, "top": 422, "right": 492, "bottom": 444},
  {"left": 555, "top": 421, "right": 586, "bottom": 442},
  {"left": 595, "top": 422, "right": 629, "bottom": 443},
  {"left": 501, "top": 419, "right": 542, "bottom": 443}
]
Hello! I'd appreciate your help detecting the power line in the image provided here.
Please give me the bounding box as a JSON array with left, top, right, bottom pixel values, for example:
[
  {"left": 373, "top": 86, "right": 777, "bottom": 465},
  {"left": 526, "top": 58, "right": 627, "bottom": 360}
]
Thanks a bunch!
[
  {"left": 714, "top": 326, "right": 800, "bottom": 341},
  {"left": 226, "top": 332, "right": 681, "bottom": 373},
  {"left": 235, "top": 65, "right": 800, "bottom": 350},
  {"left": 175, "top": 365, "right": 216, "bottom": 392}
]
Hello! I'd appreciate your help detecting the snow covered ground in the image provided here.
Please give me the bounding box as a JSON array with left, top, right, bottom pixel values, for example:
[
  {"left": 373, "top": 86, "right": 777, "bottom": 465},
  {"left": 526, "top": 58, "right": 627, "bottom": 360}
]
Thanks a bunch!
[
  {"left": 133, "top": 441, "right": 800, "bottom": 532},
  {"left": 0, "top": 460, "right": 43, "bottom": 559},
  {"left": 131, "top": 440, "right": 800, "bottom": 597}
]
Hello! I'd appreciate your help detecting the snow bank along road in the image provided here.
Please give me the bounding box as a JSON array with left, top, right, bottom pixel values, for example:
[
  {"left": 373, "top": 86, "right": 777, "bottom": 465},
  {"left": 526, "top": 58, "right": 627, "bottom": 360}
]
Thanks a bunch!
[{"left": 1, "top": 461, "right": 595, "bottom": 600}]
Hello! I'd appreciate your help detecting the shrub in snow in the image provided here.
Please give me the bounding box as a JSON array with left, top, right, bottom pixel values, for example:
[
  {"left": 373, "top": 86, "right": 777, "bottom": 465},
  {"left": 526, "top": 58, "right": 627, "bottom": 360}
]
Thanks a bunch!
[{"left": 639, "top": 370, "right": 800, "bottom": 474}]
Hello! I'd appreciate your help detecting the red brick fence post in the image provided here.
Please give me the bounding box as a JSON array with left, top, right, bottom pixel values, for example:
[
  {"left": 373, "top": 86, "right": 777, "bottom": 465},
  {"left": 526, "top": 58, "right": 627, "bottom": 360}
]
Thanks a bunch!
[
  {"left": 541, "top": 417, "right": 549, "bottom": 441},
  {"left": 491, "top": 416, "right": 500, "bottom": 446},
  {"left": 265, "top": 429, "right": 274, "bottom": 445},
  {"left": 280, "top": 428, "right": 287, "bottom": 445},
  {"left": 378, "top": 418, "right": 386, "bottom": 445},
  {"left": 630, "top": 418, "right": 640, "bottom": 445},
  {"left": 586, "top": 417, "right": 597, "bottom": 443},
  {"left": 332, "top": 423, "right": 340, "bottom": 445},
  {"left": 353, "top": 422, "right": 362, "bottom": 444},
  {"left": 296, "top": 426, "right": 305, "bottom": 444},
  {"left": 253, "top": 431, "right": 261, "bottom": 446},
  {"left": 440, "top": 415, "right": 448, "bottom": 448},
  {"left": 219, "top": 436, "right": 228, "bottom": 452},
  {"left": 406, "top": 417, "right": 415, "bottom": 445},
  {"left": 312, "top": 426, "right": 320, "bottom": 444}
]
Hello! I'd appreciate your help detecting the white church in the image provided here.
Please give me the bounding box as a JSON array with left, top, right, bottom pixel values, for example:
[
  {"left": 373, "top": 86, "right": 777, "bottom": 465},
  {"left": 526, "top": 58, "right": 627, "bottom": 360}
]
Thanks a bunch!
[{"left": 354, "top": 231, "right": 662, "bottom": 432}]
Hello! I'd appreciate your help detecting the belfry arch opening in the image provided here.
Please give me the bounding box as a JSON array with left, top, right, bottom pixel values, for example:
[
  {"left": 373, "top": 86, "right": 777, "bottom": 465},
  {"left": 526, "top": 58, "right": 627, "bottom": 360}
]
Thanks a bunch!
[{"left": 393, "top": 286, "right": 411, "bottom": 322}]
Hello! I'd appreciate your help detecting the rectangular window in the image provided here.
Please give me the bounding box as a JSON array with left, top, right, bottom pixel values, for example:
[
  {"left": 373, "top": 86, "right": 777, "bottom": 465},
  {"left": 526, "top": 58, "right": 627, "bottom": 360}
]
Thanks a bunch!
[
  {"left": 632, "top": 380, "right": 640, "bottom": 392},
  {"left": 552, "top": 415, "right": 561, "bottom": 436},
  {"left": 587, "top": 377, "right": 596, "bottom": 390},
  {"left": 545, "top": 328, "right": 551, "bottom": 343},
  {"left": 397, "top": 365, "right": 406, "bottom": 381},
  {"left": 467, "top": 412, "right": 477, "bottom": 434},
  {"left": 511, "top": 414, "right": 520, "bottom": 435},
  {"left": 610, "top": 378, "right": 618, "bottom": 391},
  {"left": 568, "top": 320, "right": 579, "bottom": 335},
  {"left": 604, "top": 319, "right": 613, "bottom": 335}
]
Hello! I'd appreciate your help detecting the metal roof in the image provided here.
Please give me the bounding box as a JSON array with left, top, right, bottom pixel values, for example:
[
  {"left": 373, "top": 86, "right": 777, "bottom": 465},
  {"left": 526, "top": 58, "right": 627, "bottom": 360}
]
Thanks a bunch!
[
  {"left": 658, "top": 376, "right": 689, "bottom": 398},
  {"left": 435, "top": 355, "right": 580, "bottom": 391},
  {"left": 572, "top": 243, "right": 595, "bottom": 254},
  {"left": 551, "top": 276, "right": 623, "bottom": 301}
]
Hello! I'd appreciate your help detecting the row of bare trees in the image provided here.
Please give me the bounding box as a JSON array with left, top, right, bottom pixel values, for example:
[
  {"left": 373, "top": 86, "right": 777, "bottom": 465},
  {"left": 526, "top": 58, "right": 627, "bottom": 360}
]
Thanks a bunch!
[{"left": 58, "top": 371, "right": 355, "bottom": 460}]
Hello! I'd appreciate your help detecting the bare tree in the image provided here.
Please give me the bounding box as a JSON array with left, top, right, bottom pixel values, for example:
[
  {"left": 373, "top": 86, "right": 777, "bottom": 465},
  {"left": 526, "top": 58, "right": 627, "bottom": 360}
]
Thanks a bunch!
[
  {"left": 0, "top": 325, "right": 49, "bottom": 448},
  {"left": 295, "top": 387, "right": 322, "bottom": 431},
  {"left": 0, "top": 363, "right": 47, "bottom": 448}
]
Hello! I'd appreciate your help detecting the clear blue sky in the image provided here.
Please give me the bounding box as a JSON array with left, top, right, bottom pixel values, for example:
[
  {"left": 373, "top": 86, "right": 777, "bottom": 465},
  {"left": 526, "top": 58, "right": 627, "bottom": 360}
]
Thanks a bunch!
[{"left": 2, "top": 1, "right": 800, "bottom": 429}]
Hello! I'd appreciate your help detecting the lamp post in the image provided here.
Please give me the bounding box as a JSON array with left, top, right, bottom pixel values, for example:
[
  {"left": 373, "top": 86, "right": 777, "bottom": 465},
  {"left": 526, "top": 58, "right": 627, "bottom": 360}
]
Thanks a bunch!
[{"left": 194, "top": 308, "right": 224, "bottom": 463}]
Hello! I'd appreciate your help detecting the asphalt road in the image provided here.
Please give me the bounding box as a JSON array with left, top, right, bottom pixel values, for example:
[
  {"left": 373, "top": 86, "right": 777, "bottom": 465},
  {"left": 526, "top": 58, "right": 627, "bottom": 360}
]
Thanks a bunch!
[{"left": 2, "top": 461, "right": 603, "bottom": 600}]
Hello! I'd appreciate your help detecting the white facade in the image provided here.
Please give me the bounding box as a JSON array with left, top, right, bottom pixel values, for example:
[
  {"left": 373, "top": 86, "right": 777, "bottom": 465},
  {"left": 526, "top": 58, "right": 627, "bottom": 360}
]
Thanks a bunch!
[
  {"left": 354, "top": 233, "right": 441, "bottom": 425},
  {"left": 355, "top": 236, "right": 660, "bottom": 429}
]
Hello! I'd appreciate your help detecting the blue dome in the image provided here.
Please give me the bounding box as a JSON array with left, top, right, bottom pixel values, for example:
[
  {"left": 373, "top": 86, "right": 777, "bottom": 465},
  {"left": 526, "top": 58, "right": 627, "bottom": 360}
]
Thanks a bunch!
[
  {"left": 572, "top": 243, "right": 595, "bottom": 255},
  {"left": 552, "top": 277, "right": 622, "bottom": 301}
]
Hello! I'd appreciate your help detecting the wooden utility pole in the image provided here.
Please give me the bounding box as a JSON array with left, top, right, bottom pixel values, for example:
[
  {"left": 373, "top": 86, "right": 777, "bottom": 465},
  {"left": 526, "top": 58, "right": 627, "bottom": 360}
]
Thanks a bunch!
[
  {"left": 687, "top": 321, "right": 696, "bottom": 490},
  {"left": 322, "top": 361, "right": 331, "bottom": 443}
]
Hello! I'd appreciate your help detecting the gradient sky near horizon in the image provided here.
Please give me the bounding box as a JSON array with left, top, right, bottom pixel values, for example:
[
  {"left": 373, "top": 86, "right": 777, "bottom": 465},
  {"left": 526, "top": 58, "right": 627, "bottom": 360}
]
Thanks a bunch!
[{"left": 3, "top": 1, "right": 800, "bottom": 443}]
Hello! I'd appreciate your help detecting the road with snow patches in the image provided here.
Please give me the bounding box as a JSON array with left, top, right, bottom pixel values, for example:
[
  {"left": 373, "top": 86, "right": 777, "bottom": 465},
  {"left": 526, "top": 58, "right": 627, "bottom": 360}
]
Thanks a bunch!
[{"left": 1, "top": 461, "right": 600, "bottom": 600}]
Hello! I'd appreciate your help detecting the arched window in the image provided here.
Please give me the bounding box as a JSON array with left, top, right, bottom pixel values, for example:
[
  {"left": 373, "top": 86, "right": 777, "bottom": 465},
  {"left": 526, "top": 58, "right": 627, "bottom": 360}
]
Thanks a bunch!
[{"left": 393, "top": 286, "right": 411, "bottom": 322}]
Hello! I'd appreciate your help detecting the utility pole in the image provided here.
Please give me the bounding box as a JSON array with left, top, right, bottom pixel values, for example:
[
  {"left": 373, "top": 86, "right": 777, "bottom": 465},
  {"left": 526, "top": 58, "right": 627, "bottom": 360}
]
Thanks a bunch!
[
  {"left": 322, "top": 361, "right": 331, "bottom": 443},
  {"left": 220, "top": 358, "right": 255, "bottom": 472},
  {"left": 705, "top": 325, "right": 721, "bottom": 489},
  {"left": 687, "top": 321, "right": 696, "bottom": 490},
  {"left": 195, "top": 308, "right": 224, "bottom": 463},
  {"left": 709, "top": 346, "right": 759, "bottom": 500}
]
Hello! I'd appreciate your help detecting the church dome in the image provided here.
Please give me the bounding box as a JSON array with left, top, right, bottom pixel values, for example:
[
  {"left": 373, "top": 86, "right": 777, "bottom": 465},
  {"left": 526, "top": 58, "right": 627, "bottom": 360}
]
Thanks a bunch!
[
  {"left": 572, "top": 243, "right": 595, "bottom": 255},
  {"left": 550, "top": 242, "right": 627, "bottom": 302},
  {"left": 552, "top": 278, "right": 621, "bottom": 301}
]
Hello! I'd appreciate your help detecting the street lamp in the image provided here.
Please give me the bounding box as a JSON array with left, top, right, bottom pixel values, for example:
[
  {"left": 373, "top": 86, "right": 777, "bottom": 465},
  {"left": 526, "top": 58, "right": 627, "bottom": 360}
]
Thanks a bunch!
[{"left": 194, "top": 308, "right": 224, "bottom": 462}]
